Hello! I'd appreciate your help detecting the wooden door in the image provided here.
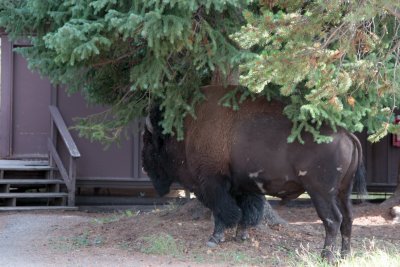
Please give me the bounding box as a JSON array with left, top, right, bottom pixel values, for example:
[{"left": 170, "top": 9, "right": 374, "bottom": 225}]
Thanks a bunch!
[{"left": 0, "top": 36, "right": 52, "bottom": 159}]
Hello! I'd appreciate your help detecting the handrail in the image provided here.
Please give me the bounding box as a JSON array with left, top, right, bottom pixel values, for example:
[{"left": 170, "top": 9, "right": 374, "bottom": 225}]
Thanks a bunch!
[
  {"left": 49, "top": 106, "right": 81, "bottom": 158},
  {"left": 48, "top": 105, "right": 81, "bottom": 206}
]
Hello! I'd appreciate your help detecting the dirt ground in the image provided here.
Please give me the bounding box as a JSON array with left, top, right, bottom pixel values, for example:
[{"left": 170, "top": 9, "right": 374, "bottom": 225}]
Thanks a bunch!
[{"left": 0, "top": 200, "right": 399, "bottom": 267}]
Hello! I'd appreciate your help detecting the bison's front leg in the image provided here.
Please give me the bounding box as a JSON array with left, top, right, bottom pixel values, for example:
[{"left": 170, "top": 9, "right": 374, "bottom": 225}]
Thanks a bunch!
[
  {"left": 194, "top": 177, "right": 242, "bottom": 248},
  {"left": 206, "top": 204, "right": 242, "bottom": 247},
  {"left": 206, "top": 216, "right": 226, "bottom": 247},
  {"left": 235, "top": 193, "right": 265, "bottom": 242}
]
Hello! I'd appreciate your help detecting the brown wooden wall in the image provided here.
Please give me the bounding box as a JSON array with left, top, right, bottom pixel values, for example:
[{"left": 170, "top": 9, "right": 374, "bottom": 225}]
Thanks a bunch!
[
  {"left": 0, "top": 34, "right": 149, "bottom": 186},
  {"left": 56, "top": 89, "right": 148, "bottom": 181},
  {"left": 357, "top": 132, "right": 399, "bottom": 192}
]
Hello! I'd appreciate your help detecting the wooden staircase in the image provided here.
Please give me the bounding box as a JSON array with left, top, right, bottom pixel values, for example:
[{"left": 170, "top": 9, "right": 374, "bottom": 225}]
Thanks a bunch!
[{"left": 0, "top": 160, "right": 76, "bottom": 211}]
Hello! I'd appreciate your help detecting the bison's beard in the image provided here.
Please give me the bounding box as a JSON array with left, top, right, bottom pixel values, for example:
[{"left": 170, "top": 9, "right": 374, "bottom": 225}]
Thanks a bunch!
[
  {"left": 150, "top": 174, "right": 173, "bottom": 196},
  {"left": 143, "top": 158, "right": 173, "bottom": 196},
  {"left": 142, "top": 160, "right": 173, "bottom": 196},
  {"left": 142, "top": 131, "right": 174, "bottom": 196}
]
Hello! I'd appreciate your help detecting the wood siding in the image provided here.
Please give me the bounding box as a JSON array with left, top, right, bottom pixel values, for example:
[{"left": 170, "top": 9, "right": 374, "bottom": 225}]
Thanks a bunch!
[{"left": 357, "top": 132, "right": 399, "bottom": 191}]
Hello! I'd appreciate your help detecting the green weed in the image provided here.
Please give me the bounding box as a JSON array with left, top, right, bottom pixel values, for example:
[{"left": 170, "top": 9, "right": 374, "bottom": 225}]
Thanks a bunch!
[
  {"left": 289, "top": 240, "right": 400, "bottom": 267},
  {"left": 139, "top": 233, "right": 182, "bottom": 257},
  {"left": 91, "top": 210, "right": 139, "bottom": 224},
  {"left": 49, "top": 230, "right": 103, "bottom": 252},
  {"left": 215, "top": 250, "right": 265, "bottom": 266}
]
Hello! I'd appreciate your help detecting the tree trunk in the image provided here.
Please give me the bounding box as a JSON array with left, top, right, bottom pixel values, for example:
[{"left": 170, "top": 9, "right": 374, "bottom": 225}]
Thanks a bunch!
[
  {"left": 263, "top": 201, "right": 288, "bottom": 227},
  {"left": 210, "top": 67, "right": 239, "bottom": 86}
]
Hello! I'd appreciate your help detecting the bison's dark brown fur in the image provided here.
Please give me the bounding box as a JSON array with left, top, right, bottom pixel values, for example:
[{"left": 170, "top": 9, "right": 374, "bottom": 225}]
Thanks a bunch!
[{"left": 142, "top": 85, "right": 366, "bottom": 261}]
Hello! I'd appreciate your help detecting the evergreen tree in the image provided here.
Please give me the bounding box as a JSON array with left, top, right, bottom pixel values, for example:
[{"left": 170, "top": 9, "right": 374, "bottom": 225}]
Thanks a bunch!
[
  {"left": 234, "top": 1, "right": 400, "bottom": 144},
  {"left": 0, "top": 0, "right": 399, "bottom": 145},
  {"left": 0, "top": 0, "right": 247, "bottom": 141}
]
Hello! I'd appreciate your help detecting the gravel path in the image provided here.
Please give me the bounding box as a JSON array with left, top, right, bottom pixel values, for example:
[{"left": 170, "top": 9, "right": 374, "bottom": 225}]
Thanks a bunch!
[
  {"left": 0, "top": 212, "right": 212, "bottom": 267},
  {"left": 0, "top": 212, "right": 92, "bottom": 267}
]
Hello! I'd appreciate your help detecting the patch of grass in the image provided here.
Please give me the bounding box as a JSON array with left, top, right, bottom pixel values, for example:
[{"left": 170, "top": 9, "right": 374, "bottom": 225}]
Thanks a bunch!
[
  {"left": 91, "top": 210, "right": 139, "bottom": 224},
  {"left": 343, "top": 239, "right": 400, "bottom": 267},
  {"left": 290, "top": 243, "right": 332, "bottom": 267},
  {"left": 70, "top": 231, "right": 103, "bottom": 248},
  {"left": 163, "top": 200, "right": 180, "bottom": 213},
  {"left": 214, "top": 250, "right": 265, "bottom": 266},
  {"left": 192, "top": 254, "right": 207, "bottom": 264},
  {"left": 139, "top": 233, "right": 182, "bottom": 258},
  {"left": 49, "top": 230, "right": 103, "bottom": 251},
  {"left": 151, "top": 200, "right": 182, "bottom": 216},
  {"left": 289, "top": 240, "right": 400, "bottom": 267},
  {"left": 118, "top": 241, "right": 133, "bottom": 251},
  {"left": 344, "top": 249, "right": 400, "bottom": 267}
]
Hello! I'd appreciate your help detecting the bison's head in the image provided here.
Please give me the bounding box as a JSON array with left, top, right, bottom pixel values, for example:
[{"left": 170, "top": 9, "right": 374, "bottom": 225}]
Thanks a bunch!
[{"left": 141, "top": 111, "right": 174, "bottom": 196}]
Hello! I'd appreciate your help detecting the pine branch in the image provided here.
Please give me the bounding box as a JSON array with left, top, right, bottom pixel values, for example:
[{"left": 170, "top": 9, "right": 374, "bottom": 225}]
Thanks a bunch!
[{"left": 92, "top": 49, "right": 142, "bottom": 68}]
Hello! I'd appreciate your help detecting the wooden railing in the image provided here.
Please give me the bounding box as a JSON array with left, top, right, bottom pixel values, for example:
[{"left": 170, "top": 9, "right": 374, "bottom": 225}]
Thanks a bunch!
[{"left": 48, "top": 105, "right": 81, "bottom": 206}]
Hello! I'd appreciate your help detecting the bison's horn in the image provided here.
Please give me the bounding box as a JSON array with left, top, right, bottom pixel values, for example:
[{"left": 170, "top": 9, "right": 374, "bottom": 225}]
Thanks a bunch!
[{"left": 145, "top": 116, "right": 153, "bottom": 133}]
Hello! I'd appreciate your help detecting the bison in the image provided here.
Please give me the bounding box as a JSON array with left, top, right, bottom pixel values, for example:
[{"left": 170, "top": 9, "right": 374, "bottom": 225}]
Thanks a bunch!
[{"left": 142, "top": 85, "right": 366, "bottom": 261}]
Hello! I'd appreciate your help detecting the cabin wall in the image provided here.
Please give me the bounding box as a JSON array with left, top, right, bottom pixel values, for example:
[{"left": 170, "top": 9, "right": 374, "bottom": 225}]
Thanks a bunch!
[
  {"left": 56, "top": 89, "right": 147, "bottom": 180},
  {"left": 357, "top": 132, "right": 399, "bottom": 192},
  {"left": 0, "top": 35, "right": 149, "bottom": 186}
]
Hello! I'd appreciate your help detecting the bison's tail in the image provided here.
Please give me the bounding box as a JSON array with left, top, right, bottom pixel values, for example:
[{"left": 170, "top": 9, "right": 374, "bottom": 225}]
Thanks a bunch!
[
  {"left": 353, "top": 158, "right": 368, "bottom": 199},
  {"left": 349, "top": 133, "right": 368, "bottom": 199}
]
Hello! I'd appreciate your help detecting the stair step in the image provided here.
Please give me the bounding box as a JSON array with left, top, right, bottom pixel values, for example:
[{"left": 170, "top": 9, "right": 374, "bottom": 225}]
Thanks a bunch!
[
  {"left": 0, "top": 160, "right": 52, "bottom": 171},
  {"left": 0, "top": 192, "right": 68, "bottom": 198},
  {"left": 0, "top": 179, "right": 65, "bottom": 185},
  {"left": 76, "top": 195, "right": 183, "bottom": 206},
  {"left": 0, "top": 206, "right": 77, "bottom": 211}
]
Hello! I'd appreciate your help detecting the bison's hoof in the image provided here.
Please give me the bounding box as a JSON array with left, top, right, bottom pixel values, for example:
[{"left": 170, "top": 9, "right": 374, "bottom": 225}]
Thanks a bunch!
[
  {"left": 236, "top": 232, "right": 250, "bottom": 242},
  {"left": 235, "top": 228, "right": 250, "bottom": 242},
  {"left": 321, "top": 249, "right": 335, "bottom": 264},
  {"left": 206, "top": 240, "right": 218, "bottom": 248},
  {"left": 206, "top": 235, "right": 224, "bottom": 248},
  {"left": 340, "top": 249, "right": 350, "bottom": 259}
]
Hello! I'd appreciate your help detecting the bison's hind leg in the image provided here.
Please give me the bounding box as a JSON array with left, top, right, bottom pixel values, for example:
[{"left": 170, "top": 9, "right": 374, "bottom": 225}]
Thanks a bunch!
[
  {"left": 337, "top": 190, "right": 353, "bottom": 258},
  {"left": 337, "top": 141, "right": 365, "bottom": 258},
  {"left": 337, "top": 169, "right": 359, "bottom": 258},
  {"left": 235, "top": 193, "right": 265, "bottom": 241},
  {"left": 307, "top": 190, "right": 343, "bottom": 263}
]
